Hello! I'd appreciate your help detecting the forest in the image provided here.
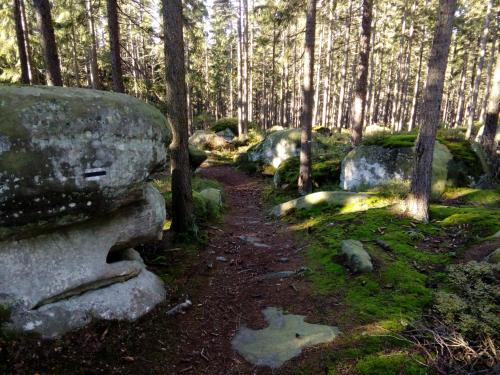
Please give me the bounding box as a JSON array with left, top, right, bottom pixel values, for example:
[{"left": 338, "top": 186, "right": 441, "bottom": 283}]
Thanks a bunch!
[{"left": 0, "top": 0, "right": 499, "bottom": 374}]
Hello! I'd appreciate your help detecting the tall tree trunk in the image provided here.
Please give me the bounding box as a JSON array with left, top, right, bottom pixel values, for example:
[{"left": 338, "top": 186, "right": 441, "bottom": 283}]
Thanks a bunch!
[
  {"left": 33, "top": 0, "right": 62, "bottom": 86},
  {"left": 162, "top": 0, "right": 194, "bottom": 233},
  {"left": 298, "top": 0, "right": 317, "bottom": 195},
  {"left": 454, "top": 52, "right": 469, "bottom": 127},
  {"left": 85, "top": 0, "right": 101, "bottom": 89},
  {"left": 321, "top": 0, "right": 336, "bottom": 127},
  {"left": 480, "top": 49, "right": 499, "bottom": 159},
  {"left": 350, "top": 0, "right": 373, "bottom": 146},
  {"left": 242, "top": 0, "right": 249, "bottom": 132},
  {"left": 465, "top": 0, "right": 492, "bottom": 139},
  {"left": 405, "top": 0, "right": 456, "bottom": 222},
  {"left": 21, "top": 0, "right": 36, "bottom": 83},
  {"left": 13, "top": 0, "right": 30, "bottom": 84},
  {"left": 107, "top": 0, "right": 125, "bottom": 92},
  {"left": 336, "top": 0, "right": 352, "bottom": 129},
  {"left": 237, "top": 0, "right": 244, "bottom": 134},
  {"left": 480, "top": 38, "right": 497, "bottom": 125},
  {"left": 312, "top": 22, "right": 324, "bottom": 127},
  {"left": 248, "top": 0, "right": 254, "bottom": 122}
]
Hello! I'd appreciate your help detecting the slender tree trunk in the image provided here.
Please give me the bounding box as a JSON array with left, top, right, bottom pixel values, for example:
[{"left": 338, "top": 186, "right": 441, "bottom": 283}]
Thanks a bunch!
[
  {"left": 85, "top": 0, "right": 101, "bottom": 89},
  {"left": 405, "top": 0, "right": 457, "bottom": 222},
  {"left": 248, "top": 0, "right": 254, "bottom": 123},
  {"left": 298, "top": 0, "right": 316, "bottom": 195},
  {"left": 481, "top": 49, "right": 499, "bottom": 159},
  {"left": 336, "top": 0, "right": 352, "bottom": 128},
  {"left": 33, "top": 0, "right": 62, "bottom": 86},
  {"left": 107, "top": 0, "right": 125, "bottom": 92},
  {"left": 20, "top": 0, "right": 36, "bottom": 83},
  {"left": 237, "top": 0, "right": 244, "bottom": 134},
  {"left": 480, "top": 38, "right": 497, "bottom": 125},
  {"left": 162, "top": 0, "right": 194, "bottom": 233},
  {"left": 312, "top": 22, "right": 324, "bottom": 127},
  {"left": 350, "top": 0, "right": 373, "bottom": 146},
  {"left": 321, "top": 0, "right": 336, "bottom": 127},
  {"left": 242, "top": 0, "right": 249, "bottom": 132},
  {"left": 465, "top": 0, "right": 492, "bottom": 139},
  {"left": 454, "top": 52, "right": 469, "bottom": 127},
  {"left": 13, "top": 0, "right": 30, "bottom": 84}
]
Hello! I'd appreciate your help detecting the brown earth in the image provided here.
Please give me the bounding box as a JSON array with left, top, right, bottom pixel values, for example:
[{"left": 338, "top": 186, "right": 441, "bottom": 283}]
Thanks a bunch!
[{"left": 0, "top": 165, "right": 340, "bottom": 375}]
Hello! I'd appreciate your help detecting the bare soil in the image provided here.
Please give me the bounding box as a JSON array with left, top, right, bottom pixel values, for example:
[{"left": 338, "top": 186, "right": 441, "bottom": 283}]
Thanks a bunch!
[{"left": 0, "top": 165, "right": 339, "bottom": 375}]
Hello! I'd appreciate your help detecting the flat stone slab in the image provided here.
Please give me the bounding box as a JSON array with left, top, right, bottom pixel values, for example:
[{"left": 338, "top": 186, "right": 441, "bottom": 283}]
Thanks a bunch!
[
  {"left": 231, "top": 307, "right": 340, "bottom": 368},
  {"left": 270, "top": 191, "right": 391, "bottom": 218}
]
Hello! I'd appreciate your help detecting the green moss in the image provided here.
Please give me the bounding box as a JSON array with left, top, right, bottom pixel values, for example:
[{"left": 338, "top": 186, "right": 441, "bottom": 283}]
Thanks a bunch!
[
  {"left": 211, "top": 118, "right": 238, "bottom": 134},
  {"left": 277, "top": 156, "right": 342, "bottom": 189},
  {"left": 188, "top": 145, "right": 208, "bottom": 171},
  {"left": 356, "top": 353, "right": 426, "bottom": 375},
  {"left": 430, "top": 205, "right": 500, "bottom": 237},
  {"left": 442, "top": 187, "right": 500, "bottom": 208},
  {"left": 362, "top": 133, "right": 418, "bottom": 148}
]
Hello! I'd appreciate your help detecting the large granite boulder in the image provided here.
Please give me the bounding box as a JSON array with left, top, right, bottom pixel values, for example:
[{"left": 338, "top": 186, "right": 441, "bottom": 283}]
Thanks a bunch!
[
  {"left": 0, "top": 86, "right": 170, "bottom": 240},
  {"left": 340, "top": 142, "right": 452, "bottom": 198},
  {"left": 0, "top": 86, "right": 170, "bottom": 337}
]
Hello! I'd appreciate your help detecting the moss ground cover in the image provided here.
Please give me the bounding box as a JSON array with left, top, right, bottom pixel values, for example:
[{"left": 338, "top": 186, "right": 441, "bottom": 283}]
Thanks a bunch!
[{"left": 281, "top": 198, "right": 500, "bottom": 374}]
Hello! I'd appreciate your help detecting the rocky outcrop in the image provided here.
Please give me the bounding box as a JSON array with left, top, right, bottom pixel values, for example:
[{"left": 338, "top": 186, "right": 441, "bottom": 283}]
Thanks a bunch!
[
  {"left": 340, "top": 142, "right": 452, "bottom": 198},
  {"left": 0, "top": 86, "right": 170, "bottom": 337}
]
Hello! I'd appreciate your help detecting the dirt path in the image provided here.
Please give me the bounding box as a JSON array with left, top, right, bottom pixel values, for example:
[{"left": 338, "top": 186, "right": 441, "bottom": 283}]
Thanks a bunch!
[
  {"left": 163, "top": 164, "right": 316, "bottom": 374},
  {"left": 2, "top": 165, "right": 333, "bottom": 375}
]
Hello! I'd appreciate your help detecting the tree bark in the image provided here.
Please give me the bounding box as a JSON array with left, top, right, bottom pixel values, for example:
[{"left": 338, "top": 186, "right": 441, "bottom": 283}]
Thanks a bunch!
[
  {"left": 298, "top": 0, "right": 317, "bottom": 195},
  {"left": 85, "top": 0, "right": 101, "bottom": 89},
  {"left": 480, "top": 38, "right": 497, "bottom": 125},
  {"left": 454, "top": 52, "right": 469, "bottom": 127},
  {"left": 480, "top": 49, "right": 499, "bottom": 159},
  {"left": 13, "top": 0, "right": 30, "bottom": 84},
  {"left": 107, "top": 0, "right": 125, "bottom": 92},
  {"left": 465, "top": 0, "right": 492, "bottom": 139},
  {"left": 350, "top": 0, "right": 373, "bottom": 147},
  {"left": 336, "top": 0, "right": 352, "bottom": 129},
  {"left": 162, "top": 0, "right": 194, "bottom": 233},
  {"left": 405, "top": 0, "right": 457, "bottom": 222},
  {"left": 33, "top": 0, "right": 63, "bottom": 86}
]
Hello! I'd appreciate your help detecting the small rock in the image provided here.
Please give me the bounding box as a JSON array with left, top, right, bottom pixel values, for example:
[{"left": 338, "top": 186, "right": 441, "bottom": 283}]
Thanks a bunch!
[
  {"left": 341, "top": 240, "right": 373, "bottom": 273},
  {"left": 216, "top": 256, "right": 227, "bottom": 262},
  {"left": 278, "top": 257, "right": 289, "bottom": 263}
]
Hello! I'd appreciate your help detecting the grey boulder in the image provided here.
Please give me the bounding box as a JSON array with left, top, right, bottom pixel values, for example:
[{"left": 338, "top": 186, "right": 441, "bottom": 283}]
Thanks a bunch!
[
  {"left": 0, "top": 184, "right": 166, "bottom": 338},
  {"left": 340, "top": 142, "right": 452, "bottom": 198},
  {"left": 0, "top": 86, "right": 171, "bottom": 239},
  {"left": 341, "top": 239, "right": 373, "bottom": 273}
]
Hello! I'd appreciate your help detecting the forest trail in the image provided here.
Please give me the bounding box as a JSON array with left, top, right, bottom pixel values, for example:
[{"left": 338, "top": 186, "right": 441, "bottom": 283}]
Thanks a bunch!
[{"left": 163, "top": 164, "right": 322, "bottom": 374}]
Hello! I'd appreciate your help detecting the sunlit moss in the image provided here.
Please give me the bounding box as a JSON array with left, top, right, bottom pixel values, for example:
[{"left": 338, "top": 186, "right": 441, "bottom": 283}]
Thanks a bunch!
[{"left": 355, "top": 353, "right": 426, "bottom": 375}]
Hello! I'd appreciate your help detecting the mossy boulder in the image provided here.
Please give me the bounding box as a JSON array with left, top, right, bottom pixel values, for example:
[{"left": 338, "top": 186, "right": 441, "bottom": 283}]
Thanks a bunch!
[
  {"left": 188, "top": 144, "right": 207, "bottom": 171},
  {"left": 270, "top": 191, "right": 392, "bottom": 217},
  {"left": 0, "top": 86, "right": 171, "bottom": 239},
  {"left": 210, "top": 117, "right": 238, "bottom": 135},
  {"left": 199, "top": 188, "right": 223, "bottom": 210},
  {"left": 341, "top": 239, "right": 373, "bottom": 273},
  {"left": 189, "top": 130, "right": 229, "bottom": 151},
  {"left": 246, "top": 129, "right": 329, "bottom": 169},
  {"left": 340, "top": 142, "right": 453, "bottom": 198}
]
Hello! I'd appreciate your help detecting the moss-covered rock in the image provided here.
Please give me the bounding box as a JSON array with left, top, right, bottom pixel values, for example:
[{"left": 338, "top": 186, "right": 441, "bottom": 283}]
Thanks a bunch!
[
  {"left": 189, "top": 130, "right": 229, "bottom": 151},
  {"left": 210, "top": 117, "right": 238, "bottom": 134},
  {"left": 0, "top": 86, "right": 171, "bottom": 239},
  {"left": 270, "top": 191, "right": 392, "bottom": 217},
  {"left": 340, "top": 142, "right": 453, "bottom": 198},
  {"left": 188, "top": 144, "right": 207, "bottom": 171}
]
